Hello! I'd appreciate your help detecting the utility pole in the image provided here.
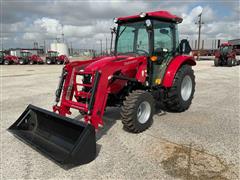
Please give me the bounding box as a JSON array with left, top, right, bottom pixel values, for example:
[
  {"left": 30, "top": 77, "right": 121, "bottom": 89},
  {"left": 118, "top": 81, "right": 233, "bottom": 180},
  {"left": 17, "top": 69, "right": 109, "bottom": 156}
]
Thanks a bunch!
[
  {"left": 70, "top": 42, "right": 73, "bottom": 56},
  {"left": 195, "top": 12, "right": 204, "bottom": 61},
  {"left": 106, "top": 37, "right": 108, "bottom": 54},
  {"left": 100, "top": 39, "right": 103, "bottom": 55},
  {"left": 61, "top": 24, "right": 64, "bottom": 43}
]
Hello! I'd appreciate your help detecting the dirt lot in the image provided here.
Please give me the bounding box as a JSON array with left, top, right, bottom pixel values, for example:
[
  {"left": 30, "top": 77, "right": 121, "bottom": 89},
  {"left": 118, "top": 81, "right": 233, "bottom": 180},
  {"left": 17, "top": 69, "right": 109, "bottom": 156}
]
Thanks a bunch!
[{"left": 0, "top": 61, "right": 239, "bottom": 179}]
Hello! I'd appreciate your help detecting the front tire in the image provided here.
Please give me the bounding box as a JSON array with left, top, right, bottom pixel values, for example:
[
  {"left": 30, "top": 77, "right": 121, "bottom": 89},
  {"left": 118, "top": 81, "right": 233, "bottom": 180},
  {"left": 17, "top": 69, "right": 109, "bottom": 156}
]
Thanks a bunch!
[
  {"left": 121, "top": 90, "right": 155, "bottom": 133},
  {"left": 56, "top": 60, "right": 62, "bottom": 65},
  {"left": 214, "top": 58, "right": 219, "bottom": 66},
  {"left": 19, "top": 59, "right": 25, "bottom": 65},
  {"left": 164, "top": 65, "right": 195, "bottom": 112},
  {"left": 29, "top": 60, "right": 34, "bottom": 65}
]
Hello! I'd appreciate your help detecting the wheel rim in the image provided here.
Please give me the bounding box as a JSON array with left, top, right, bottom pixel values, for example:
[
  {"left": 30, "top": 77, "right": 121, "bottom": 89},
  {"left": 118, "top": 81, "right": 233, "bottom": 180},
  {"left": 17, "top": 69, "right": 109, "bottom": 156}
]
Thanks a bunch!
[
  {"left": 137, "top": 101, "right": 151, "bottom": 124},
  {"left": 181, "top": 75, "right": 192, "bottom": 101}
]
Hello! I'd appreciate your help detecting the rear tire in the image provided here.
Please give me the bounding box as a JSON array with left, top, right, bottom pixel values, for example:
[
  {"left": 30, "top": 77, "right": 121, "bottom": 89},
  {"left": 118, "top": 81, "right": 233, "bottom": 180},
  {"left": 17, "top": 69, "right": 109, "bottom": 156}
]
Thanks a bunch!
[
  {"left": 121, "top": 90, "right": 155, "bottom": 133},
  {"left": 233, "top": 59, "right": 237, "bottom": 66},
  {"left": 227, "top": 58, "right": 232, "bottom": 67},
  {"left": 29, "top": 60, "right": 34, "bottom": 65},
  {"left": 46, "top": 59, "right": 52, "bottom": 65},
  {"left": 214, "top": 58, "right": 219, "bottom": 66},
  {"left": 4, "top": 60, "right": 10, "bottom": 65},
  {"left": 164, "top": 65, "right": 195, "bottom": 112}
]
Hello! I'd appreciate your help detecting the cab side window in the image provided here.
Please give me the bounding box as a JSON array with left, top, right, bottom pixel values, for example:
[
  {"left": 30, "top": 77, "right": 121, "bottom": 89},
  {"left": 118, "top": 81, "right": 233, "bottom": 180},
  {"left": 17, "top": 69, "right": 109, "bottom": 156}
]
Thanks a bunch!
[{"left": 153, "top": 21, "right": 174, "bottom": 53}]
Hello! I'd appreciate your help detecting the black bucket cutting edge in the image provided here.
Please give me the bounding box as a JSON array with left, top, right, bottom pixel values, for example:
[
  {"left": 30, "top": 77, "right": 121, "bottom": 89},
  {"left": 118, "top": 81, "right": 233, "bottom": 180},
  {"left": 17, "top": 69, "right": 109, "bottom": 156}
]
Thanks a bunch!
[{"left": 8, "top": 104, "right": 96, "bottom": 167}]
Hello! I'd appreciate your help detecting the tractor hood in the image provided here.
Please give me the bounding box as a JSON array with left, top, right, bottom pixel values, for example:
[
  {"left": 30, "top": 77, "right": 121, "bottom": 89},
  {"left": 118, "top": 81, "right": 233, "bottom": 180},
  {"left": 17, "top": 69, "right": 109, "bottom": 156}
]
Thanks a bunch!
[{"left": 84, "top": 55, "right": 134, "bottom": 72}]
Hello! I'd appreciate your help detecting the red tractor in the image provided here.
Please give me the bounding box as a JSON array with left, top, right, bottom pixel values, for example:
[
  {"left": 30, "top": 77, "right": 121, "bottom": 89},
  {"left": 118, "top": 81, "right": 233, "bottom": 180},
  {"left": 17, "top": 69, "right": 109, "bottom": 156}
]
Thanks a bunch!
[
  {"left": 9, "top": 11, "right": 196, "bottom": 167},
  {"left": 0, "top": 51, "right": 18, "bottom": 65},
  {"left": 18, "top": 50, "right": 31, "bottom": 65},
  {"left": 46, "top": 51, "right": 69, "bottom": 64},
  {"left": 214, "top": 43, "right": 239, "bottom": 67},
  {"left": 18, "top": 50, "right": 44, "bottom": 65},
  {"left": 28, "top": 54, "right": 44, "bottom": 64}
]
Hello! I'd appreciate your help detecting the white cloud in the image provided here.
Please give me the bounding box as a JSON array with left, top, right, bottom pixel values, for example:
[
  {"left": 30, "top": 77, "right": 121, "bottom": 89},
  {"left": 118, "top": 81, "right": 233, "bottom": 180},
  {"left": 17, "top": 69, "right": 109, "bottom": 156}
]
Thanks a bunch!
[{"left": 1, "top": 1, "right": 239, "bottom": 50}]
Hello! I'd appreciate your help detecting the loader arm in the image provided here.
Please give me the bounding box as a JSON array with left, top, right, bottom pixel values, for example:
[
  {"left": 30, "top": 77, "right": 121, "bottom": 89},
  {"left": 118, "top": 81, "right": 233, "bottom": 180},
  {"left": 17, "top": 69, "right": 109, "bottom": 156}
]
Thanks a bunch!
[{"left": 54, "top": 56, "right": 147, "bottom": 129}]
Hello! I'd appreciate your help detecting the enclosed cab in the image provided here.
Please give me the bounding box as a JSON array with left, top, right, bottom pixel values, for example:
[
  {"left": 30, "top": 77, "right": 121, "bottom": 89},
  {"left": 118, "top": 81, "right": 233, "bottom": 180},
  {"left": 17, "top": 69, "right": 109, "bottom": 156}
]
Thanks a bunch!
[
  {"left": 214, "top": 43, "right": 238, "bottom": 66},
  {"left": 18, "top": 50, "right": 31, "bottom": 65},
  {"left": 46, "top": 51, "right": 69, "bottom": 64}
]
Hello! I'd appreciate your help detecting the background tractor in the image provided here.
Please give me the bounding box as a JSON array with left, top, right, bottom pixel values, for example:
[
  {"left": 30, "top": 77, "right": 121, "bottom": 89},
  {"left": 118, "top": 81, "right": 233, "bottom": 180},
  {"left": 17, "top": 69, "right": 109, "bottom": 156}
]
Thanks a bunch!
[
  {"left": 0, "top": 51, "right": 18, "bottom": 65},
  {"left": 9, "top": 10, "right": 196, "bottom": 167},
  {"left": 18, "top": 50, "right": 31, "bottom": 65},
  {"left": 46, "top": 50, "right": 69, "bottom": 64},
  {"left": 0, "top": 51, "right": 5, "bottom": 64},
  {"left": 214, "top": 43, "right": 239, "bottom": 67},
  {"left": 28, "top": 54, "right": 44, "bottom": 64}
]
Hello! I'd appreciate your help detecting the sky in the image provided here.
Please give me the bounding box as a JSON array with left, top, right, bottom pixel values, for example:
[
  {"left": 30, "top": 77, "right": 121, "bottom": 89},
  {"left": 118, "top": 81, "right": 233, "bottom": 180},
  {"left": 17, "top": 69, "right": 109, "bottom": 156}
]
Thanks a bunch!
[{"left": 1, "top": 0, "right": 240, "bottom": 50}]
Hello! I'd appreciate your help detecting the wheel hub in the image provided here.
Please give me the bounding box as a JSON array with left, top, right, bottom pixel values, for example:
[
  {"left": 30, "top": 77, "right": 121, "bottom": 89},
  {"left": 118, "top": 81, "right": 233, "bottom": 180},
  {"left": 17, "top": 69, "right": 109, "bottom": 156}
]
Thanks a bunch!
[
  {"left": 181, "top": 75, "right": 192, "bottom": 101},
  {"left": 137, "top": 101, "right": 151, "bottom": 124}
]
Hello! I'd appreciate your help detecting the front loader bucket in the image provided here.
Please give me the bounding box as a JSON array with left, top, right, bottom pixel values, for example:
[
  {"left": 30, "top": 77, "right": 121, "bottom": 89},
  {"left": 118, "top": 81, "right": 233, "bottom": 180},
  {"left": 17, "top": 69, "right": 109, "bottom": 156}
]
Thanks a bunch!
[{"left": 8, "top": 104, "right": 96, "bottom": 167}]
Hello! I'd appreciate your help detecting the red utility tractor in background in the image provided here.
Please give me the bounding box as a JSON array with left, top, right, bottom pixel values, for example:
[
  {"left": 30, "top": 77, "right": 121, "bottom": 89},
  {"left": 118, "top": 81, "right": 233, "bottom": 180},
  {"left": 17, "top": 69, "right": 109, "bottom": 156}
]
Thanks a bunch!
[
  {"left": 9, "top": 11, "right": 196, "bottom": 167},
  {"left": 28, "top": 54, "right": 44, "bottom": 64},
  {"left": 18, "top": 50, "right": 31, "bottom": 65},
  {"left": 46, "top": 51, "right": 69, "bottom": 64},
  {"left": 0, "top": 51, "right": 5, "bottom": 64},
  {"left": 18, "top": 50, "right": 44, "bottom": 65},
  {"left": 0, "top": 51, "right": 18, "bottom": 65},
  {"left": 214, "top": 43, "right": 239, "bottom": 67}
]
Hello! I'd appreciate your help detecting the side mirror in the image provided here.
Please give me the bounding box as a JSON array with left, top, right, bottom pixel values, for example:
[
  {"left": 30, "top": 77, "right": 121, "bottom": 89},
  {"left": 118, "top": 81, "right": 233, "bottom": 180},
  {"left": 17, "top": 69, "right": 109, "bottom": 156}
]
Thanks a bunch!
[
  {"left": 179, "top": 39, "right": 192, "bottom": 54},
  {"left": 110, "top": 27, "right": 116, "bottom": 34}
]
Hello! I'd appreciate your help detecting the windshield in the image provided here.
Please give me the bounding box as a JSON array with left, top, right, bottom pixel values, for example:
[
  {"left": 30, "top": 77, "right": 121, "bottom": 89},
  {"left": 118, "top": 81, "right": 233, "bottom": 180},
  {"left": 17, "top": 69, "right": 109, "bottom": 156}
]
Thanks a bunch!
[
  {"left": 0, "top": 52, "right": 4, "bottom": 57},
  {"left": 49, "top": 52, "right": 58, "bottom": 57},
  {"left": 115, "top": 20, "right": 176, "bottom": 56},
  {"left": 116, "top": 21, "right": 149, "bottom": 55},
  {"left": 21, "top": 52, "right": 30, "bottom": 57},
  {"left": 220, "top": 46, "right": 231, "bottom": 54}
]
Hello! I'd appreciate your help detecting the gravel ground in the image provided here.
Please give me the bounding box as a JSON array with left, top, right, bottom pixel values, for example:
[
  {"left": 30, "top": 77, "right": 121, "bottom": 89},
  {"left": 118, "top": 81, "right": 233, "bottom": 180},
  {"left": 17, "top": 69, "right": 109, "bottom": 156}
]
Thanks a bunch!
[{"left": 0, "top": 61, "right": 239, "bottom": 179}]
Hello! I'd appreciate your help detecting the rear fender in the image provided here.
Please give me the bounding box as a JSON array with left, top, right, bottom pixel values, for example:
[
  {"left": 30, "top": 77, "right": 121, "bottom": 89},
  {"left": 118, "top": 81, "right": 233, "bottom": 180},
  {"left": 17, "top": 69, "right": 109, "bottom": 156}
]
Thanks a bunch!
[{"left": 162, "top": 55, "right": 196, "bottom": 88}]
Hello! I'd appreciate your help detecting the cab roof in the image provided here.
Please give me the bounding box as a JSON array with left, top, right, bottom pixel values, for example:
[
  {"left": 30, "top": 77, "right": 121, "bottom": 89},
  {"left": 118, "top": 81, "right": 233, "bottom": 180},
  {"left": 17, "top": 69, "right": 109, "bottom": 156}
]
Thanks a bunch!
[
  {"left": 117, "top": 10, "right": 183, "bottom": 24},
  {"left": 220, "top": 42, "right": 232, "bottom": 47}
]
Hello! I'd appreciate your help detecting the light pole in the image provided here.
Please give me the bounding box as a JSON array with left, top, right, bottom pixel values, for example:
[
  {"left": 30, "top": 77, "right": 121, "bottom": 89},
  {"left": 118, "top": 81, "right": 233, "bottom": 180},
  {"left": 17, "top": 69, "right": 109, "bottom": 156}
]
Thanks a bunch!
[{"left": 195, "top": 12, "right": 204, "bottom": 61}]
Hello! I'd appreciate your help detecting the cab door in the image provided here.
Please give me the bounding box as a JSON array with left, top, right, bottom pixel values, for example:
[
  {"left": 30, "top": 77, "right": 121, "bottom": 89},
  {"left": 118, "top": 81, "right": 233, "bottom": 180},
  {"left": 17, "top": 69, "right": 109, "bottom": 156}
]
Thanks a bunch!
[{"left": 151, "top": 21, "right": 177, "bottom": 85}]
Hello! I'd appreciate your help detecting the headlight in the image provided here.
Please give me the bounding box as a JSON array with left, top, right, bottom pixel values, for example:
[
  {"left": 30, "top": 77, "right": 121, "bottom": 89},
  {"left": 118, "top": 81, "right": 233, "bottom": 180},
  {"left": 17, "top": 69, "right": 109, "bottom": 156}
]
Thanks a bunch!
[
  {"left": 139, "top": 12, "right": 146, "bottom": 18},
  {"left": 113, "top": 18, "right": 118, "bottom": 23}
]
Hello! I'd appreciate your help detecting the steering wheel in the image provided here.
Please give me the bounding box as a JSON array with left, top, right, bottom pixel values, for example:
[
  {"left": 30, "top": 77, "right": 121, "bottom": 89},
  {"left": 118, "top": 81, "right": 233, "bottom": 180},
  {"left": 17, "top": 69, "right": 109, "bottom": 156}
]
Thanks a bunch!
[{"left": 136, "top": 49, "right": 149, "bottom": 55}]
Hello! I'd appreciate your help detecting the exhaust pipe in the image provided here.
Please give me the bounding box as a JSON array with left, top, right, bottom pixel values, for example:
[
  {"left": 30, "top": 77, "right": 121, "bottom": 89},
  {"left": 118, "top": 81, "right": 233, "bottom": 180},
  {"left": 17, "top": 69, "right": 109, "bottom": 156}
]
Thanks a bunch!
[{"left": 8, "top": 104, "right": 96, "bottom": 167}]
